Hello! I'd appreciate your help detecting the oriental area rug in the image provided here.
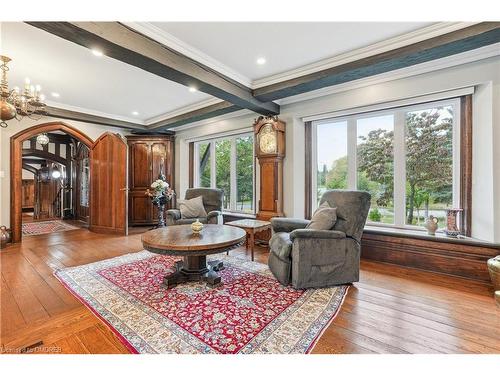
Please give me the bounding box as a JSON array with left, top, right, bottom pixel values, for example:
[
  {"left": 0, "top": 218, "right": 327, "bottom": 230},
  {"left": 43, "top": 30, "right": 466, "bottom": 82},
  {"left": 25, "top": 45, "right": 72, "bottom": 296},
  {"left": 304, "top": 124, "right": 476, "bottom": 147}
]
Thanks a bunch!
[
  {"left": 55, "top": 251, "right": 348, "bottom": 354},
  {"left": 22, "top": 220, "right": 80, "bottom": 236}
]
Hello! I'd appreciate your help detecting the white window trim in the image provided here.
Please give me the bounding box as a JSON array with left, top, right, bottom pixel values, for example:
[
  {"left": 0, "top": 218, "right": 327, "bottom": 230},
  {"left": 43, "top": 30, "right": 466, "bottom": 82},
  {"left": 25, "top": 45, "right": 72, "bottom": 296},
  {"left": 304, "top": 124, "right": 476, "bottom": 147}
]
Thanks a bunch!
[
  {"left": 194, "top": 132, "right": 255, "bottom": 214},
  {"left": 311, "top": 97, "right": 461, "bottom": 231}
]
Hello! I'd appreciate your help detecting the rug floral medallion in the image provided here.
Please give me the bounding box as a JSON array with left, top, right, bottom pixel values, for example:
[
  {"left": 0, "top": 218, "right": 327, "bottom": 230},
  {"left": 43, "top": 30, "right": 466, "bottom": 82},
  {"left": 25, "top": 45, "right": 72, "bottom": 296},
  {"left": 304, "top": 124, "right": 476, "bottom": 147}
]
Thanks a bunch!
[{"left": 55, "top": 251, "right": 348, "bottom": 354}]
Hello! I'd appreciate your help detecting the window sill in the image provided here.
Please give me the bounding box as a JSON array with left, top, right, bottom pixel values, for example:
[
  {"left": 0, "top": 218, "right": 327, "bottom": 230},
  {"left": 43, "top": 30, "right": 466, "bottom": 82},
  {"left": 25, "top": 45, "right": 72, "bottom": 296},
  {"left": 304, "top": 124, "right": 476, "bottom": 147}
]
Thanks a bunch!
[
  {"left": 222, "top": 212, "right": 257, "bottom": 221},
  {"left": 363, "top": 225, "right": 500, "bottom": 248}
]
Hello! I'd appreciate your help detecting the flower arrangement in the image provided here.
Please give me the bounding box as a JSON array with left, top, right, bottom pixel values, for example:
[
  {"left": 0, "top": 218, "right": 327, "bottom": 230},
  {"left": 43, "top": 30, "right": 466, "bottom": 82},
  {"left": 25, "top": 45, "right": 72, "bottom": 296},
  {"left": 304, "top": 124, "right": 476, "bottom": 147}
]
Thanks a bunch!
[{"left": 145, "top": 179, "right": 175, "bottom": 205}]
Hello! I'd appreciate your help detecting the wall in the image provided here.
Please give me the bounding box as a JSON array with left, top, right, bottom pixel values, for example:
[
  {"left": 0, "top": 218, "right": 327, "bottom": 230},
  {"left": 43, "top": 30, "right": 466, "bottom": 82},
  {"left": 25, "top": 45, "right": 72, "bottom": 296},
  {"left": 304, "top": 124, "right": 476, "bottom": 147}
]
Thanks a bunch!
[
  {"left": 175, "top": 55, "right": 500, "bottom": 242},
  {"left": 0, "top": 115, "right": 130, "bottom": 227}
]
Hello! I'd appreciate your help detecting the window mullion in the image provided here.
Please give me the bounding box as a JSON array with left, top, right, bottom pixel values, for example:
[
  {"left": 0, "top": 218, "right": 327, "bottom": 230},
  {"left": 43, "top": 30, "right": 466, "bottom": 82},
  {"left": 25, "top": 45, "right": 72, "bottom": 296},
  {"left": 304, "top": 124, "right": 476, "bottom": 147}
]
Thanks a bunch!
[
  {"left": 194, "top": 143, "right": 199, "bottom": 186},
  {"left": 210, "top": 140, "right": 216, "bottom": 188},
  {"left": 230, "top": 137, "right": 237, "bottom": 211},
  {"left": 393, "top": 110, "right": 406, "bottom": 227},
  {"left": 347, "top": 118, "right": 357, "bottom": 189}
]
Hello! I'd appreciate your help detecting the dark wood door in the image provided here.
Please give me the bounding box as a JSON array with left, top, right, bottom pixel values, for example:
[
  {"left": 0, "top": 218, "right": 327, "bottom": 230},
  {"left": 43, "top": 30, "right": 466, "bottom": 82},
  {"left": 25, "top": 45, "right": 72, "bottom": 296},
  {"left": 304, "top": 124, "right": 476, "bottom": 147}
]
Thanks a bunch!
[
  {"left": 127, "top": 135, "right": 175, "bottom": 226},
  {"left": 34, "top": 174, "right": 59, "bottom": 220},
  {"left": 129, "top": 141, "right": 152, "bottom": 224},
  {"left": 21, "top": 179, "right": 35, "bottom": 210},
  {"left": 89, "top": 132, "right": 128, "bottom": 235}
]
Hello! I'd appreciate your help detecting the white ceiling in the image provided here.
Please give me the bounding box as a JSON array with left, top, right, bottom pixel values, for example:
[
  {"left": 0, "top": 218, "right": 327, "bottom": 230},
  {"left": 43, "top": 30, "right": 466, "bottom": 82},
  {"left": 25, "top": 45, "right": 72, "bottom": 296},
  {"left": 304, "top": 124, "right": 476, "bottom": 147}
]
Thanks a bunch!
[
  {"left": 1, "top": 22, "right": 212, "bottom": 123},
  {"left": 151, "top": 22, "right": 433, "bottom": 82},
  {"left": 1, "top": 22, "right": 438, "bottom": 125}
]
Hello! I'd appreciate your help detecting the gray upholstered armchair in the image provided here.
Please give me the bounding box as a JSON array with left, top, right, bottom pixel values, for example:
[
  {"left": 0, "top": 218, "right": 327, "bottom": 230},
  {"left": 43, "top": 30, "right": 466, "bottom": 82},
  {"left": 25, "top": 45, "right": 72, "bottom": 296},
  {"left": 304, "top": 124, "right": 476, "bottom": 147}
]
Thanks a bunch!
[
  {"left": 166, "top": 188, "right": 223, "bottom": 225},
  {"left": 268, "top": 190, "right": 371, "bottom": 289}
]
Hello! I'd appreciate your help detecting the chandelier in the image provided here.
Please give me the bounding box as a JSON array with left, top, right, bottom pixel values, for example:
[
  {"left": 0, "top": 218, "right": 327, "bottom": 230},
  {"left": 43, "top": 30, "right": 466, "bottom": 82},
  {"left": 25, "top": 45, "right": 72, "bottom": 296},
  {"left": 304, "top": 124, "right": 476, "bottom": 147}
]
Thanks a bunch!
[
  {"left": 1, "top": 55, "right": 47, "bottom": 128},
  {"left": 36, "top": 133, "right": 50, "bottom": 146}
]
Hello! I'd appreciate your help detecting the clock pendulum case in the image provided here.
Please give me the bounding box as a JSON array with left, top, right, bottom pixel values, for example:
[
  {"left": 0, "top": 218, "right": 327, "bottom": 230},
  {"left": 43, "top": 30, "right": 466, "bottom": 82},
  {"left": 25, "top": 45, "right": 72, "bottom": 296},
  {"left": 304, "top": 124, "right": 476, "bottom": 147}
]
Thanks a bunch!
[{"left": 253, "top": 115, "right": 286, "bottom": 221}]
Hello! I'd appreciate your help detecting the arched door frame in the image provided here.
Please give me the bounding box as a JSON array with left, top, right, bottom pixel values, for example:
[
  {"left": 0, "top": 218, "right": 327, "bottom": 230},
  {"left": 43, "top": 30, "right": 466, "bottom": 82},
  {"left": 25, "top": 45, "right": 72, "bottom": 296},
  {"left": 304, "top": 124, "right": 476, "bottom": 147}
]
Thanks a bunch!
[{"left": 10, "top": 121, "right": 93, "bottom": 242}]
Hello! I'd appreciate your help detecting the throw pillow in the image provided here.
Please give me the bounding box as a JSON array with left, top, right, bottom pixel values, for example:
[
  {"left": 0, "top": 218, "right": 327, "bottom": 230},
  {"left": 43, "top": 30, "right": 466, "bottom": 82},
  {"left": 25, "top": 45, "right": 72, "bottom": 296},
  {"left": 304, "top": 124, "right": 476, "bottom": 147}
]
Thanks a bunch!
[
  {"left": 178, "top": 196, "right": 208, "bottom": 219},
  {"left": 306, "top": 201, "right": 337, "bottom": 230}
]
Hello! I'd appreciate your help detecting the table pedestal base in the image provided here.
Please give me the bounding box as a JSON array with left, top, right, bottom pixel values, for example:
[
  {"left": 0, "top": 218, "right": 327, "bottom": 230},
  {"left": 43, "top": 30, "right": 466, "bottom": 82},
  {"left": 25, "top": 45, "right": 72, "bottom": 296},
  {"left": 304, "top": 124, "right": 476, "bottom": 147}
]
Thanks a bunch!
[{"left": 162, "top": 255, "right": 224, "bottom": 289}]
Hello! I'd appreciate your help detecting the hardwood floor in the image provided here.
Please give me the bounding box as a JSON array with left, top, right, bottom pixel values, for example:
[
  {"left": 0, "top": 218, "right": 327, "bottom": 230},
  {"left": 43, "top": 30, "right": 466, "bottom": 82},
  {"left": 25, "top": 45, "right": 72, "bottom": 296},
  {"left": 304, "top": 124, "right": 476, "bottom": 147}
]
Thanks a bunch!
[{"left": 1, "top": 228, "right": 499, "bottom": 354}]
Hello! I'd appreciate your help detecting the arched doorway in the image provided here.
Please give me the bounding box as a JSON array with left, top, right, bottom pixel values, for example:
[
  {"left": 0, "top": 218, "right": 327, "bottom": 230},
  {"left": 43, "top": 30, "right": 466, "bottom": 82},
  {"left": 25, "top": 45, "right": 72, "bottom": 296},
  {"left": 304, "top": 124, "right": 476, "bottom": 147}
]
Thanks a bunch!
[{"left": 10, "top": 122, "right": 93, "bottom": 242}]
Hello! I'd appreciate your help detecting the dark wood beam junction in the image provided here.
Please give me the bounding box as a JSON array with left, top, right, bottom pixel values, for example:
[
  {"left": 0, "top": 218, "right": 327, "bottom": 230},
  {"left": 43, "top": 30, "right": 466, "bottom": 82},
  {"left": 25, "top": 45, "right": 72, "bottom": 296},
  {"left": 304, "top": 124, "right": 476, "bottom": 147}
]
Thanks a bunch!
[
  {"left": 253, "top": 22, "right": 500, "bottom": 102},
  {"left": 27, "top": 22, "right": 279, "bottom": 116},
  {"left": 144, "top": 101, "right": 241, "bottom": 132}
]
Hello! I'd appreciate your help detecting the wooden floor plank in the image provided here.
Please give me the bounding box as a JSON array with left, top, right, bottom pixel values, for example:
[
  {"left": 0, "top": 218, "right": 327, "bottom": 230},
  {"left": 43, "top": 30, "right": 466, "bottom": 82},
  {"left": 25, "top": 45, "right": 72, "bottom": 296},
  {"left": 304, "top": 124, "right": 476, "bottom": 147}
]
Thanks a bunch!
[
  {"left": 1, "top": 227, "right": 499, "bottom": 354},
  {"left": 0, "top": 275, "right": 27, "bottom": 337}
]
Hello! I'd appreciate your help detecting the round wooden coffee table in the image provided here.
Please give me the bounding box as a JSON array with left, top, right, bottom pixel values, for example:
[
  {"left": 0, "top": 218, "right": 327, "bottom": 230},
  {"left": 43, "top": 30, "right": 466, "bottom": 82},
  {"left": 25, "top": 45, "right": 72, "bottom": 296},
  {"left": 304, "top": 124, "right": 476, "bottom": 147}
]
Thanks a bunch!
[{"left": 141, "top": 224, "right": 246, "bottom": 288}]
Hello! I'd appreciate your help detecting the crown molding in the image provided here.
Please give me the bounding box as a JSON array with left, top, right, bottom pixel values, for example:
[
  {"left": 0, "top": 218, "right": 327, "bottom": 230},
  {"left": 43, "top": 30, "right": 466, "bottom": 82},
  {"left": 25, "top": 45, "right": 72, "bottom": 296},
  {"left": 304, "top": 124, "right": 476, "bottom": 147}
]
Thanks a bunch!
[
  {"left": 251, "top": 22, "right": 480, "bottom": 89},
  {"left": 275, "top": 42, "right": 500, "bottom": 106},
  {"left": 123, "top": 22, "right": 253, "bottom": 88},
  {"left": 45, "top": 100, "right": 145, "bottom": 124}
]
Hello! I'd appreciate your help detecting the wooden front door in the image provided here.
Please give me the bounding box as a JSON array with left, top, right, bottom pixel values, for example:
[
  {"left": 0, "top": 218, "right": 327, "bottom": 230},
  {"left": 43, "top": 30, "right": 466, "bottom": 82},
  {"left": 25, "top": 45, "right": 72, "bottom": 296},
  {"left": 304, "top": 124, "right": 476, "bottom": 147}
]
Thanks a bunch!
[{"left": 89, "top": 132, "right": 128, "bottom": 235}]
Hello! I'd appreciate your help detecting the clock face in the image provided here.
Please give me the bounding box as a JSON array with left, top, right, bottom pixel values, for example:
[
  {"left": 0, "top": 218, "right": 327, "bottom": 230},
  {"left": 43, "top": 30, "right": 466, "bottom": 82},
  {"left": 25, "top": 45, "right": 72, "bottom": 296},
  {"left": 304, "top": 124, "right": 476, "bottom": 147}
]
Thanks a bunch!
[{"left": 259, "top": 123, "right": 277, "bottom": 154}]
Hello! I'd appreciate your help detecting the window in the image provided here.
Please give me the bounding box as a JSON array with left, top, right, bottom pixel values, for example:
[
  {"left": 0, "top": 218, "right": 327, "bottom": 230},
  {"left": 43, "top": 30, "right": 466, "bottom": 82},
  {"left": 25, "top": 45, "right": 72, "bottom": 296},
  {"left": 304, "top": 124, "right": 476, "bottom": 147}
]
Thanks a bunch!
[
  {"left": 312, "top": 98, "right": 460, "bottom": 231},
  {"left": 194, "top": 133, "right": 255, "bottom": 214}
]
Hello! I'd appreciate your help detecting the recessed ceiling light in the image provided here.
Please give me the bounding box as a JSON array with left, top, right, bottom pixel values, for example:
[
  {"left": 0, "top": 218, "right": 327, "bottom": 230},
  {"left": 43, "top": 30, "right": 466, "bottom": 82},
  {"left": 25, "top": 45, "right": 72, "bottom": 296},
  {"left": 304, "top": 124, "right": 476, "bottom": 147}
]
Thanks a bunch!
[
  {"left": 92, "top": 49, "right": 103, "bottom": 57},
  {"left": 188, "top": 87, "right": 197, "bottom": 93},
  {"left": 256, "top": 57, "right": 266, "bottom": 65},
  {"left": 132, "top": 111, "right": 139, "bottom": 116},
  {"left": 51, "top": 92, "right": 60, "bottom": 98}
]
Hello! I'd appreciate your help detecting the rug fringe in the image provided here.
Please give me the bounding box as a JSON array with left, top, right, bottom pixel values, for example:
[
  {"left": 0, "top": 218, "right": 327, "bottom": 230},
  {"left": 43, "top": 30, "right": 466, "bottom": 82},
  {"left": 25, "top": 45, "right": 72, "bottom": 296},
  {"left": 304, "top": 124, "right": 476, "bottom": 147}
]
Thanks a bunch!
[{"left": 305, "top": 285, "right": 350, "bottom": 354}]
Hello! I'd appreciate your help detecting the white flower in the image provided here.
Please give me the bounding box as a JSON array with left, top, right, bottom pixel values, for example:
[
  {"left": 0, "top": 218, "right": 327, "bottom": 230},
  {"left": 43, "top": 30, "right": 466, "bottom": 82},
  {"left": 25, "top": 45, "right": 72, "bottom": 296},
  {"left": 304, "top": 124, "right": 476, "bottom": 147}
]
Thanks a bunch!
[{"left": 151, "top": 179, "right": 170, "bottom": 191}]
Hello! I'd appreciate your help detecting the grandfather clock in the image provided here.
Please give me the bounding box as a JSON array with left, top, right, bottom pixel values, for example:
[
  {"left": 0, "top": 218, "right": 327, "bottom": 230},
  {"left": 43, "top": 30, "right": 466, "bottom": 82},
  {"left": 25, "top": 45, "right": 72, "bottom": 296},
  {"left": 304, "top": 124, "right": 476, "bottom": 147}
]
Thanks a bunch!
[{"left": 254, "top": 115, "right": 286, "bottom": 221}]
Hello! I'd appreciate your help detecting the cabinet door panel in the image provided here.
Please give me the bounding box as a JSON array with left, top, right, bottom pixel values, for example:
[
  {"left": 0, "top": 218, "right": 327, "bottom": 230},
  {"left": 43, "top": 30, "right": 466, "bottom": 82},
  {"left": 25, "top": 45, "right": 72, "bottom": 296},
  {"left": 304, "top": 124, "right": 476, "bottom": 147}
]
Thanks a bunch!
[
  {"left": 129, "top": 193, "right": 152, "bottom": 224},
  {"left": 130, "top": 142, "right": 151, "bottom": 189},
  {"left": 151, "top": 142, "right": 168, "bottom": 180}
]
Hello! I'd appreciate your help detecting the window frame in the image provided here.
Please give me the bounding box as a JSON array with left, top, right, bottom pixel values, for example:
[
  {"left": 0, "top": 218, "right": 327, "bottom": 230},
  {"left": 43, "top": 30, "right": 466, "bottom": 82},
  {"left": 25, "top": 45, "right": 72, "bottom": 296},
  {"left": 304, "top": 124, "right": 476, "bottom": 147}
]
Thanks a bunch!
[
  {"left": 310, "top": 97, "right": 462, "bottom": 232},
  {"left": 193, "top": 132, "right": 255, "bottom": 214}
]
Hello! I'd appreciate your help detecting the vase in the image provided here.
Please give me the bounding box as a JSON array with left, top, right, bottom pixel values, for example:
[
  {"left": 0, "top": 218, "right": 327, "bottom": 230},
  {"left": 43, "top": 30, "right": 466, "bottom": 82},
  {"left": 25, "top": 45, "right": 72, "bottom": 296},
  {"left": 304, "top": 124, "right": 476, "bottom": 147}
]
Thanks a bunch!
[
  {"left": 424, "top": 215, "right": 439, "bottom": 235},
  {"left": 487, "top": 256, "right": 500, "bottom": 306},
  {"left": 0, "top": 225, "right": 10, "bottom": 249},
  {"left": 444, "top": 208, "right": 462, "bottom": 237}
]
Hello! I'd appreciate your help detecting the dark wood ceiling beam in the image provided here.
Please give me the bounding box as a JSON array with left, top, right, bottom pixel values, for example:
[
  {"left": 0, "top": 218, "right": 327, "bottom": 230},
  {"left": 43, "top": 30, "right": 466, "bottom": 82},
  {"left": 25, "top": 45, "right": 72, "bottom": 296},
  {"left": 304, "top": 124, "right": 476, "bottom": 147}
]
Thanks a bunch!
[
  {"left": 22, "top": 158, "right": 46, "bottom": 165},
  {"left": 27, "top": 22, "right": 279, "bottom": 116},
  {"left": 27, "top": 133, "right": 72, "bottom": 144},
  {"left": 22, "top": 149, "right": 67, "bottom": 166},
  {"left": 145, "top": 101, "right": 241, "bottom": 132},
  {"left": 22, "top": 163, "right": 39, "bottom": 175},
  {"left": 253, "top": 22, "right": 500, "bottom": 102},
  {"left": 45, "top": 106, "right": 146, "bottom": 131}
]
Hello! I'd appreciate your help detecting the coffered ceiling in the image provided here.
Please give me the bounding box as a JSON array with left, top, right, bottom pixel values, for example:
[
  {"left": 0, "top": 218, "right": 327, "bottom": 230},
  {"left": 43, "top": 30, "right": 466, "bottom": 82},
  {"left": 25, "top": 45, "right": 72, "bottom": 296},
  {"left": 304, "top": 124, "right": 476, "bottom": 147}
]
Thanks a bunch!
[{"left": 2, "top": 21, "right": 493, "bottom": 130}]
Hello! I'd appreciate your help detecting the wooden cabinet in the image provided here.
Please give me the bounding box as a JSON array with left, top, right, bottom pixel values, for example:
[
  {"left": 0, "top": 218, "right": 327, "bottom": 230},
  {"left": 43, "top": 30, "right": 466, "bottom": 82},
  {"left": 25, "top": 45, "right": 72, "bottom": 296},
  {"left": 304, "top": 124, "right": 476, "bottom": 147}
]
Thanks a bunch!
[{"left": 127, "top": 135, "right": 175, "bottom": 226}]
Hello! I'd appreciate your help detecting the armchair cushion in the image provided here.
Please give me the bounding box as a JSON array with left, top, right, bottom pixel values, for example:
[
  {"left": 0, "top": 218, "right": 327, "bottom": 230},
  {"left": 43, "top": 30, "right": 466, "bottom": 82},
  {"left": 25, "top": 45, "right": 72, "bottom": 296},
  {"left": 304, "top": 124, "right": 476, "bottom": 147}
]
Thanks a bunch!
[
  {"left": 269, "top": 232, "right": 293, "bottom": 260},
  {"left": 306, "top": 202, "right": 337, "bottom": 230},
  {"left": 289, "top": 229, "right": 346, "bottom": 241},
  {"left": 178, "top": 196, "right": 207, "bottom": 219},
  {"left": 271, "top": 217, "right": 310, "bottom": 233}
]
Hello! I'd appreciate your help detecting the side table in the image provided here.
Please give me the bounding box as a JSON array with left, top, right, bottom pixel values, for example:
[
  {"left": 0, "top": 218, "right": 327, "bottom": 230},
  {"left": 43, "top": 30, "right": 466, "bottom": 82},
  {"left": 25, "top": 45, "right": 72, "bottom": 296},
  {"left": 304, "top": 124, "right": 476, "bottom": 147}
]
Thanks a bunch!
[{"left": 226, "top": 219, "right": 271, "bottom": 261}]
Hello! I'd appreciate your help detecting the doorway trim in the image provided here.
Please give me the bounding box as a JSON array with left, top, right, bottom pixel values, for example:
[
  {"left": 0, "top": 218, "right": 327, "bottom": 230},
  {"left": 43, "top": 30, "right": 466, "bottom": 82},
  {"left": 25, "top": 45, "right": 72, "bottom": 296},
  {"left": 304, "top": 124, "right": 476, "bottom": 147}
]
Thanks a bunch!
[{"left": 10, "top": 121, "right": 93, "bottom": 242}]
